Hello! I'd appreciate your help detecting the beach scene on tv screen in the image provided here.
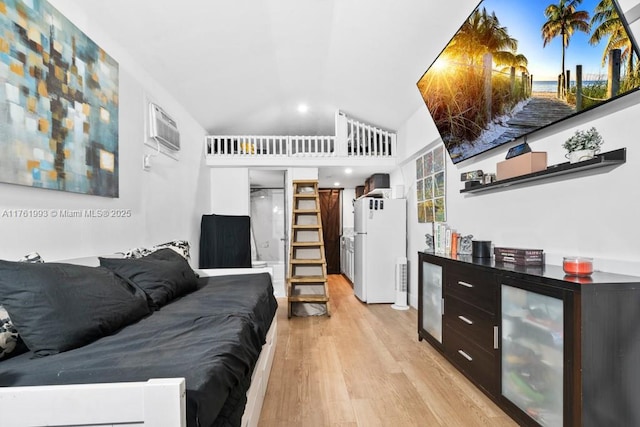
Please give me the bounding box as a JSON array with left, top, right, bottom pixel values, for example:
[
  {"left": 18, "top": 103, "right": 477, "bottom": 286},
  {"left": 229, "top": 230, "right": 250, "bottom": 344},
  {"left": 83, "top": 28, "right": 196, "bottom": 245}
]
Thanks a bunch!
[{"left": 417, "top": 0, "right": 640, "bottom": 164}]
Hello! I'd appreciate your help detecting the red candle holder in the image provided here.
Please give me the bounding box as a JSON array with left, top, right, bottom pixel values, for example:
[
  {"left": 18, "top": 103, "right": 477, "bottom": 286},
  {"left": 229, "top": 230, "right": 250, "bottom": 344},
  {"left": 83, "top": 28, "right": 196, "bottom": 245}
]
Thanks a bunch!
[{"left": 563, "top": 256, "right": 593, "bottom": 277}]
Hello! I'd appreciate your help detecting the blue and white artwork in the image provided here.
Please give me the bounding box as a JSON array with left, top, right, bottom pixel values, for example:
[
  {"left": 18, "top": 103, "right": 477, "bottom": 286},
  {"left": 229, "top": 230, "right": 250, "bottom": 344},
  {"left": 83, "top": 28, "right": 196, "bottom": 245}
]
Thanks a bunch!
[{"left": 0, "top": 0, "right": 119, "bottom": 197}]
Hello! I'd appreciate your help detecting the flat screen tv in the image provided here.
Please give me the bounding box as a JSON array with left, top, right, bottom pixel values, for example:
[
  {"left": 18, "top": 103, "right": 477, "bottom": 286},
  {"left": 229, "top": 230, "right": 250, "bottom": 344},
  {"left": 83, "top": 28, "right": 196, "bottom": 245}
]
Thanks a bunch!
[{"left": 417, "top": 0, "right": 640, "bottom": 164}]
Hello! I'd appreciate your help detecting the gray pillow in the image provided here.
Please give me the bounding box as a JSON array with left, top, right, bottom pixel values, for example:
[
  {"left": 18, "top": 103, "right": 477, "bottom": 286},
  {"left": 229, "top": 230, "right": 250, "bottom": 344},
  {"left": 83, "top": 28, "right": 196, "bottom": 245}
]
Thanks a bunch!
[
  {"left": 0, "top": 252, "right": 46, "bottom": 359},
  {"left": 0, "top": 260, "right": 150, "bottom": 356},
  {"left": 100, "top": 248, "right": 199, "bottom": 310}
]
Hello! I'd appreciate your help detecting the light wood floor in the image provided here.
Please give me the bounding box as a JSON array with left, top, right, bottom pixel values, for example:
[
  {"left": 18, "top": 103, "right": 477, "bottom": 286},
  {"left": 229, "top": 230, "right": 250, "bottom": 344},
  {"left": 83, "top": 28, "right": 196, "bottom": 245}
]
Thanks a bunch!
[{"left": 258, "top": 274, "right": 517, "bottom": 427}]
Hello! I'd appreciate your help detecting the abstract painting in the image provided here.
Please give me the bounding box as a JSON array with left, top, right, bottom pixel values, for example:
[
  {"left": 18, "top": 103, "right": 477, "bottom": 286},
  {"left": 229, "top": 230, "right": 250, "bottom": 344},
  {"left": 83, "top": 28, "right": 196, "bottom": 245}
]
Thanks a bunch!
[{"left": 0, "top": 0, "right": 119, "bottom": 197}]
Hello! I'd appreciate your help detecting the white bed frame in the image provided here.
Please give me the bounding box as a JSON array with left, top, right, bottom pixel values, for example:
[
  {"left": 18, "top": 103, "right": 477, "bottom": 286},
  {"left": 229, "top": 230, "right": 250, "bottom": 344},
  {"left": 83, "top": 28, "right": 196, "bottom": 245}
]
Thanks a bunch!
[{"left": 0, "top": 266, "right": 278, "bottom": 427}]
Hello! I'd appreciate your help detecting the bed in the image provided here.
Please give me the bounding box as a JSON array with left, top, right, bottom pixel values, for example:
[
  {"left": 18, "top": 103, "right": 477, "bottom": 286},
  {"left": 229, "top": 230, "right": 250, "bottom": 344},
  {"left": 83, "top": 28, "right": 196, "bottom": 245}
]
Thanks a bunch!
[{"left": 0, "top": 248, "right": 278, "bottom": 427}]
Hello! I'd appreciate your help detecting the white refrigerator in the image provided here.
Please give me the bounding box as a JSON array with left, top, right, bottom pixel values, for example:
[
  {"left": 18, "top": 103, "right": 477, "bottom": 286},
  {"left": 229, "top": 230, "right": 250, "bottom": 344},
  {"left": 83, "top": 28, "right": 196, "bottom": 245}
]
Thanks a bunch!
[{"left": 354, "top": 197, "right": 406, "bottom": 303}]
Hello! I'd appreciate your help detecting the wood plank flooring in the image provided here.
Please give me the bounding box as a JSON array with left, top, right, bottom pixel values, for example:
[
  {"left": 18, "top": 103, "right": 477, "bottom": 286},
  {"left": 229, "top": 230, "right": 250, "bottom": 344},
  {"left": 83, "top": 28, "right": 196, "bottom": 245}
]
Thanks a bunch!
[{"left": 259, "top": 274, "right": 517, "bottom": 427}]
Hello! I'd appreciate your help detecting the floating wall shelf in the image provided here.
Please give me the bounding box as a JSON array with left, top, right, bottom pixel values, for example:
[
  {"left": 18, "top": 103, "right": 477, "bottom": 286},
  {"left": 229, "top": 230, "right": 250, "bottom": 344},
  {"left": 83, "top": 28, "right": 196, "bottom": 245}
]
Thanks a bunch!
[{"left": 460, "top": 148, "right": 626, "bottom": 194}]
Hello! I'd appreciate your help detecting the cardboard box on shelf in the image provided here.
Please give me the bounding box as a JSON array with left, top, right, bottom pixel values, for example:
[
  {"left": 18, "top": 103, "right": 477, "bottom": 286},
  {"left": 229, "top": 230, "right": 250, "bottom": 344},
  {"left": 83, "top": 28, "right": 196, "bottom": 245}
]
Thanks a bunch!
[
  {"left": 496, "top": 152, "right": 547, "bottom": 180},
  {"left": 368, "top": 173, "right": 390, "bottom": 190}
]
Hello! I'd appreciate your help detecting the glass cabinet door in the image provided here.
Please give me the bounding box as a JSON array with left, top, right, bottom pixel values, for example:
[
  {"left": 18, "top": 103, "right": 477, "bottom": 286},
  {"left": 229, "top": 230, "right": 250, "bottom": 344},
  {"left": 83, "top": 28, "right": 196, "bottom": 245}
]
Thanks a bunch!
[
  {"left": 421, "top": 259, "right": 443, "bottom": 343},
  {"left": 501, "top": 284, "right": 564, "bottom": 427}
]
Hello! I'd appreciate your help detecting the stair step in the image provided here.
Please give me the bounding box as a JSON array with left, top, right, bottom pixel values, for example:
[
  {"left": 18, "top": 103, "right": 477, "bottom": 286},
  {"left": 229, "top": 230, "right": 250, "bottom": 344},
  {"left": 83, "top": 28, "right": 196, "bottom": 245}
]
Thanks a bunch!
[
  {"left": 293, "top": 193, "right": 317, "bottom": 199},
  {"left": 293, "top": 209, "right": 320, "bottom": 214},
  {"left": 290, "top": 276, "right": 327, "bottom": 283},
  {"left": 292, "top": 242, "right": 322, "bottom": 247},
  {"left": 292, "top": 224, "right": 321, "bottom": 229},
  {"left": 291, "top": 258, "right": 325, "bottom": 264},
  {"left": 288, "top": 295, "right": 329, "bottom": 303}
]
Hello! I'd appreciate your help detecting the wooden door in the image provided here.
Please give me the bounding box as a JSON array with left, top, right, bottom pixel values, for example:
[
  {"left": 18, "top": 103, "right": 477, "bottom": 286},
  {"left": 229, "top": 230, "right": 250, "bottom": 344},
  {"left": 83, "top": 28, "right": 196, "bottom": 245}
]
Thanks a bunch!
[{"left": 319, "top": 189, "right": 341, "bottom": 274}]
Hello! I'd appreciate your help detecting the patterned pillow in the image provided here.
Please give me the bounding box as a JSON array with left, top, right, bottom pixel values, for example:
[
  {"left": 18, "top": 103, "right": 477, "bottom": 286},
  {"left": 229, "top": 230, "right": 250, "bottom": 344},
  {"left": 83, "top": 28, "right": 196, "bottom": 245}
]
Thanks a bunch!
[
  {"left": 123, "top": 240, "right": 191, "bottom": 260},
  {"left": 0, "top": 252, "right": 45, "bottom": 360},
  {"left": 153, "top": 240, "right": 191, "bottom": 260},
  {"left": 18, "top": 252, "right": 44, "bottom": 263},
  {"left": 0, "top": 305, "right": 18, "bottom": 359}
]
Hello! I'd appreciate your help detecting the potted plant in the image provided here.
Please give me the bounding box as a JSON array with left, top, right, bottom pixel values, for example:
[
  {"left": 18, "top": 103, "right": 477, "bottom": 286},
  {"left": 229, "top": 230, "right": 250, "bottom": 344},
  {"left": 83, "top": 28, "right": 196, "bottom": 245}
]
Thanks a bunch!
[{"left": 562, "top": 127, "right": 604, "bottom": 163}]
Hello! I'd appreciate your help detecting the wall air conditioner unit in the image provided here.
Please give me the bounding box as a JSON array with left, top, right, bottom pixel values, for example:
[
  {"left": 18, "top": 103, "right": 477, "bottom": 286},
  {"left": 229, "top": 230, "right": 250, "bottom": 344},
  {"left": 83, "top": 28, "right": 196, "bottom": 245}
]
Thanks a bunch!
[
  {"left": 392, "top": 256, "right": 409, "bottom": 311},
  {"left": 149, "top": 103, "right": 180, "bottom": 151}
]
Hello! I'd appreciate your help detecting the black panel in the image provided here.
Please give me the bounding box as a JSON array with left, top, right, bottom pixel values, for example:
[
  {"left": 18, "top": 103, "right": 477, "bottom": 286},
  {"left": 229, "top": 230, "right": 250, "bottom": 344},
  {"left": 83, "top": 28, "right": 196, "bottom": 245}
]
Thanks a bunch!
[
  {"left": 581, "top": 286, "right": 640, "bottom": 427},
  {"left": 444, "top": 295, "right": 495, "bottom": 352},
  {"left": 445, "top": 325, "right": 497, "bottom": 396},
  {"left": 199, "top": 214, "right": 252, "bottom": 268},
  {"left": 445, "top": 264, "right": 497, "bottom": 314}
]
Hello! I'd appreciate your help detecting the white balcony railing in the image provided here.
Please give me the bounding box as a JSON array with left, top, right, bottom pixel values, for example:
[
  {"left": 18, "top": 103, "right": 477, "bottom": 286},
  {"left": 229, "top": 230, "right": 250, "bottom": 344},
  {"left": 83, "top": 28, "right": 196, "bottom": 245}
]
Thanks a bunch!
[{"left": 205, "top": 111, "right": 397, "bottom": 163}]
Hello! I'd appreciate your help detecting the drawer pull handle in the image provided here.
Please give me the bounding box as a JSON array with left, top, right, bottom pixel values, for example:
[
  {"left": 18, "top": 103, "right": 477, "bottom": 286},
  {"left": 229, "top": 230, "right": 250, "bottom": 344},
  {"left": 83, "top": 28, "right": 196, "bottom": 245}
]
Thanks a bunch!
[
  {"left": 458, "top": 315, "right": 473, "bottom": 325},
  {"left": 493, "top": 326, "right": 499, "bottom": 349},
  {"left": 458, "top": 350, "right": 473, "bottom": 361},
  {"left": 458, "top": 281, "right": 474, "bottom": 288}
]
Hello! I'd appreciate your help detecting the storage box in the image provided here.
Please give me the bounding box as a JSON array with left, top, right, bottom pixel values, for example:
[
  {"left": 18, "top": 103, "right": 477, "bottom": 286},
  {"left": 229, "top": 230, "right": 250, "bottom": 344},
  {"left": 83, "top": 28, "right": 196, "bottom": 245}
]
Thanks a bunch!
[
  {"left": 368, "top": 173, "right": 390, "bottom": 190},
  {"left": 355, "top": 186, "right": 365, "bottom": 198},
  {"left": 496, "top": 152, "right": 547, "bottom": 180},
  {"left": 494, "top": 253, "right": 544, "bottom": 266},
  {"left": 494, "top": 247, "right": 544, "bottom": 266},
  {"left": 494, "top": 247, "right": 544, "bottom": 257}
]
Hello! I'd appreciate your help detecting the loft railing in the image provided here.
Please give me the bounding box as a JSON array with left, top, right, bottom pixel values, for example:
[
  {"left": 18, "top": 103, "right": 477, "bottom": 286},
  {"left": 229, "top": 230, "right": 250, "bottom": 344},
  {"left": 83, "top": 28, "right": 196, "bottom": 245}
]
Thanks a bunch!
[
  {"left": 338, "top": 112, "right": 396, "bottom": 157},
  {"left": 205, "top": 111, "right": 396, "bottom": 159},
  {"left": 205, "top": 135, "right": 336, "bottom": 157}
]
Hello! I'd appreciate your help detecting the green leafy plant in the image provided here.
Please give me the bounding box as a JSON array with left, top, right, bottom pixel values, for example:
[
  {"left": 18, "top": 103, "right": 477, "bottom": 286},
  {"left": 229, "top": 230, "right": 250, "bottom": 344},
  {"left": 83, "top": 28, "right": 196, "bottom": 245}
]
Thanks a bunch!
[{"left": 562, "top": 127, "right": 604, "bottom": 152}]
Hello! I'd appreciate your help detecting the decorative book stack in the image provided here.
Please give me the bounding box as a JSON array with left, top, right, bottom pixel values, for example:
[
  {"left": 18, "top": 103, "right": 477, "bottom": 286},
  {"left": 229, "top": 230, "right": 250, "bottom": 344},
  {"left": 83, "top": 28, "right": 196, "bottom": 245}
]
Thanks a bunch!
[
  {"left": 494, "top": 247, "right": 544, "bottom": 266},
  {"left": 433, "top": 223, "right": 464, "bottom": 256}
]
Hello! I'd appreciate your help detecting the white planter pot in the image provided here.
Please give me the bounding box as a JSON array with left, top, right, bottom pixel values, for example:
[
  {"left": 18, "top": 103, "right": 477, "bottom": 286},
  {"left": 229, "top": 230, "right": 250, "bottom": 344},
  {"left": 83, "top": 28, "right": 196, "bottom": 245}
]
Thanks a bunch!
[{"left": 566, "top": 149, "right": 596, "bottom": 163}]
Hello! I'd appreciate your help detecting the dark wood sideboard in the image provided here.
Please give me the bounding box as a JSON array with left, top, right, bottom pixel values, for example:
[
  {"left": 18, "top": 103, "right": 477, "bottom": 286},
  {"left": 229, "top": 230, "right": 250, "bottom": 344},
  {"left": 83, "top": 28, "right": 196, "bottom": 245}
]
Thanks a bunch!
[{"left": 418, "top": 251, "right": 640, "bottom": 427}]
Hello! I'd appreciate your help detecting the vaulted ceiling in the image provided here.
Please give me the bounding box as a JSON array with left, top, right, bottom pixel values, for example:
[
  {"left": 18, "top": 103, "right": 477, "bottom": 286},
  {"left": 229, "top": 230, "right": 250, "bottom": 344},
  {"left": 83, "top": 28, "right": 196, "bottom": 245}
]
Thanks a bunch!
[
  {"left": 63, "top": 0, "right": 640, "bottom": 187},
  {"left": 74, "top": 0, "right": 474, "bottom": 136}
]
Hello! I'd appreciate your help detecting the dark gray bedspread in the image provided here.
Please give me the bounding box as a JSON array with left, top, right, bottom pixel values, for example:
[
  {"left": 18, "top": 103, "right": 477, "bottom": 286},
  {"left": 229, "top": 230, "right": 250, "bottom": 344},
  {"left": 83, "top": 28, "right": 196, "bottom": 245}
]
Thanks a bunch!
[{"left": 0, "top": 272, "right": 278, "bottom": 427}]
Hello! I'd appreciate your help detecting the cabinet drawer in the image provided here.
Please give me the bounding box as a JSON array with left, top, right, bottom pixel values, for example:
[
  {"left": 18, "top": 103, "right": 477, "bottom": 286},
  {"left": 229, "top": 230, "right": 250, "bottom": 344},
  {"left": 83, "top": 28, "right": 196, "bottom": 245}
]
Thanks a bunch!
[
  {"left": 446, "top": 266, "right": 496, "bottom": 313},
  {"left": 445, "top": 325, "right": 497, "bottom": 395},
  {"left": 444, "top": 296, "right": 497, "bottom": 352}
]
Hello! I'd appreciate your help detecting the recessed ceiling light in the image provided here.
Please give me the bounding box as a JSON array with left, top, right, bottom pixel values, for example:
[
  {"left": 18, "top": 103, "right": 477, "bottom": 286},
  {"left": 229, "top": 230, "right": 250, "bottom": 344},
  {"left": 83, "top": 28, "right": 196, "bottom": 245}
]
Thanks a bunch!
[
  {"left": 297, "top": 104, "right": 309, "bottom": 114},
  {"left": 334, "top": 182, "right": 340, "bottom": 187},
  {"left": 345, "top": 168, "right": 353, "bottom": 174}
]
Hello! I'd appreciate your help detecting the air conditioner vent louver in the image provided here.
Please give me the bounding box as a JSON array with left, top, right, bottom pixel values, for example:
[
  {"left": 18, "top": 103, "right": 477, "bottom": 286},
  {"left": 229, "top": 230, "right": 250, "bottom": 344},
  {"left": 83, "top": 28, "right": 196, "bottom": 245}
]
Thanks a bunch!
[{"left": 149, "top": 103, "right": 180, "bottom": 151}]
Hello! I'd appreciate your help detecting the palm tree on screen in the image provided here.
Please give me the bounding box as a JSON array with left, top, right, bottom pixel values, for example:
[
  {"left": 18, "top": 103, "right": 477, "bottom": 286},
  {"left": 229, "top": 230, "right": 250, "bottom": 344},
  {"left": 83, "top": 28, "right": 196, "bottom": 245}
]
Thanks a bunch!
[
  {"left": 498, "top": 52, "right": 529, "bottom": 76},
  {"left": 541, "top": 0, "right": 591, "bottom": 97},
  {"left": 590, "top": 0, "right": 635, "bottom": 75},
  {"left": 448, "top": 7, "right": 519, "bottom": 67}
]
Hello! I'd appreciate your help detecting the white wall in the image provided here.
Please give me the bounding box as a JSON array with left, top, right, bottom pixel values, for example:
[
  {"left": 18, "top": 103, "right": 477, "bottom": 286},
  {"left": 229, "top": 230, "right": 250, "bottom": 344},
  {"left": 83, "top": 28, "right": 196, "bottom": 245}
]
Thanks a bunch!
[
  {"left": 398, "top": 5, "right": 640, "bottom": 308},
  {"left": 342, "top": 188, "right": 355, "bottom": 233},
  {"left": 210, "top": 168, "right": 250, "bottom": 215},
  {"left": 0, "top": 1, "right": 210, "bottom": 265},
  {"left": 250, "top": 188, "right": 285, "bottom": 261}
]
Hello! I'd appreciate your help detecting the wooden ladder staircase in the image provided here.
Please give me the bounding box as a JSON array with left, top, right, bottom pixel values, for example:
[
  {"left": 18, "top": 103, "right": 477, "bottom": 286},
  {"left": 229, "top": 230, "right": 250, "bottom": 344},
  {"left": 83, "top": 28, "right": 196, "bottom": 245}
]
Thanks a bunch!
[{"left": 287, "top": 180, "right": 331, "bottom": 318}]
